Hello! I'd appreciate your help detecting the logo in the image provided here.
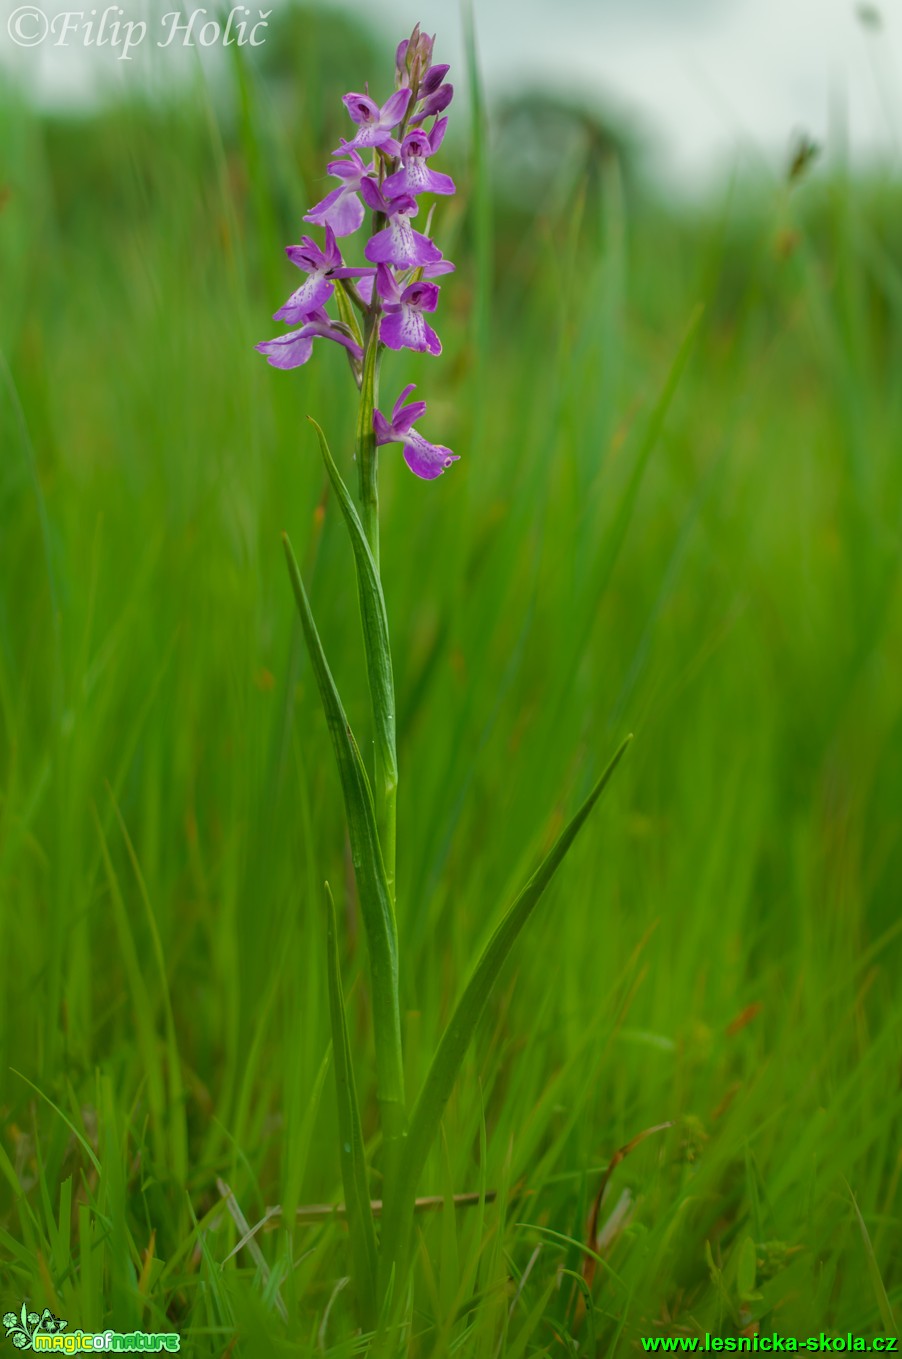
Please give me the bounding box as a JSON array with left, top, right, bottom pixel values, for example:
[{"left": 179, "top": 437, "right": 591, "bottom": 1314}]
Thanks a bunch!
[
  {"left": 2, "top": 1308, "right": 67, "bottom": 1350},
  {"left": 1, "top": 1307, "right": 180, "bottom": 1352}
]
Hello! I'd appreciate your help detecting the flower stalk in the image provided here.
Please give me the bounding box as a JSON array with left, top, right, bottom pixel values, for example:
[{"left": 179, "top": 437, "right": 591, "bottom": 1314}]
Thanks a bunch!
[{"left": 256, "top": 23, "right": 629, "bottom": 1332}]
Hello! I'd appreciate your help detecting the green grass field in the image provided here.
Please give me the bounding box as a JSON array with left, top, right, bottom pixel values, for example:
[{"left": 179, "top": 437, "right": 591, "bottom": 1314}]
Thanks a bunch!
[{"left": 1, "top": 13, "right": 900, "bottom": 1355}]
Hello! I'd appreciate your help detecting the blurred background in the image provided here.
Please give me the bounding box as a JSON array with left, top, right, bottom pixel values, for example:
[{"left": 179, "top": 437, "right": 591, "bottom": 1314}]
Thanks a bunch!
[
  {"left": 1, "top": 0, "right": 901, "bottom": 1352},
  {"left": 4, "top": 0, "right": 902, "bottom": 186}
]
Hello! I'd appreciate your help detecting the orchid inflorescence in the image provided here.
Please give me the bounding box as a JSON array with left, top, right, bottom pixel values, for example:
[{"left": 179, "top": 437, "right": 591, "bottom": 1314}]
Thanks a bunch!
[{"left": 256, "top": 24, "right": 459, "bottom": 481}]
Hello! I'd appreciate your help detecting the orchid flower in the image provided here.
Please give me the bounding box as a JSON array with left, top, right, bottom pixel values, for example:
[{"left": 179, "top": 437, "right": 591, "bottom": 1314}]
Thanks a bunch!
[
  {"left": 382, "top": 123, "right": 455, "bottom": 198},
  {"left": 273, "top": 226, "right": 373, "bottom": 324},
  {"left": 304, "top": 150, "right": 377, "bottom": 238},
  {"left": 255, "top": 310, "right": 363, "bottom": 370},
  {"left": 335, "top": 88, "right": 411, "bottom": 155},
  {"left": 374, "top": 384, "right": 459, "bottom": 479}
]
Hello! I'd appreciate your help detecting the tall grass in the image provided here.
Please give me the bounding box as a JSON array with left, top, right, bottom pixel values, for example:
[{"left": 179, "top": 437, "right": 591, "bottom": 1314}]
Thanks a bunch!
[{"left": 0, "top": 17, "right": 900, "bottom": 1355}]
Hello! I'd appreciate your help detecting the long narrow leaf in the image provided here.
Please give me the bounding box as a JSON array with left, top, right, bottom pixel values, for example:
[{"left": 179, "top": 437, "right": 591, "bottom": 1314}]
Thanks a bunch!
[
  {"left": 283, "top": 534, "right": 405, "bottom": 1133},
  {"left": 307, "top": 417, "right": 399, "bottom": 898},
  {"left": 379, "top": 735, "right": 632, "bottom": 1288},
  {"left": 325, "top": 882, "right": 379, "bottom": 1328}
]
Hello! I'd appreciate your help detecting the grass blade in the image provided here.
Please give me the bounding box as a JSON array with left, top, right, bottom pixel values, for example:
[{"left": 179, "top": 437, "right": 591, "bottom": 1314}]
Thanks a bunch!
[
  {"left": 307, "top": 416, "right": 399, "bottom": 901},
  {"left": 325, "top": 879, "right": 379, "bottom": 1328},
  {"left": 844, "top": 1178, "right": 897, "bottom": 1336},
  {"left": 379, "top": 734, "right": 632, "bottom": 1292},
  {"left": 282, "top": 535, "right": 406, "bottom": 1151}
]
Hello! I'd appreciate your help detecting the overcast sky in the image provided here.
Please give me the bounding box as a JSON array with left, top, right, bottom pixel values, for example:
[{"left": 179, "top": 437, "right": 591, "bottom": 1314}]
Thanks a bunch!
[{"left": 2, "top": 0, "right": 900, "bottom": 185}]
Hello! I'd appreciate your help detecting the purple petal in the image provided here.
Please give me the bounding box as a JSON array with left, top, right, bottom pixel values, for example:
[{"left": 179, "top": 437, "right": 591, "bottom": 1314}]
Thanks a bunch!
[
  {"left": 386, "top": 192, "right": 419, "bottom": 217},
  {"left": 255, "top": 329, "right": 314, "bottom": 370},
  {"left": 335, "top": 127, "right": 397, "bottom": 155},
  {"left": 421, "top": 64, "right": 450, "bottom": 97},
  {"left": 342, "top": 92, "right": 379, "bottom": 127},
  {"left": 423, "top": 168, "right": 455, "bottom": 195},
  {"left": 391, "top": 384, "right": 427, "bottom": 432},
  {"left": 400, "top": 129, "right": 431, "bottom": 159},
  {"left": 305, "top": 187, "right": 365, "bottom": 237},
  {"left": 301, "top": 320, "right": 363, "bottom": 361},
  {"left": 384, "top": 164, "right": 455, "bottom": 197},
  {"left": 360, "top": 177, "right": 389, "bottom": 214},
  {"left": 273, "top": 274, "right": 333, "bottom": 322},
  {"left": 304, "top": 184, "right": 345, "bottom": 222},
  {"left": 333, "top": 264, "right": 377, "bottom": 279},
  {"left": 380, "top": 87, "right": 412, "bottom": 128},
  {"left": 381, "top": 168, "right": 408, "bottom": 199},
  {"left": 402, "top": 280, "right": 440, "bottom": 312},
  {"left": 285, "top": 236, "right": 326, "bottom": 272},
  {"left": 420, "top": 319, "right": 442, "bottom": 355},
  {"left": 393, "top": 401, "right": 427, "bottom": 433},
  {"left": 365, "top": 218, "right": 441, "bottom": 269},
  {"left": 411, "top": 84, "right": 453, "bottom": 124},
  {"left": 373, "top": 408, "right": 393, "bottom": 444},
  {"left": 392, "top": 383, "right": 419, "bottom": 419},
  {"left": 380, "top": 306, "right": 441, "bottom": 354},
  {"left": 321, "top": 225, "right": 343, "bottom": 270},
  {"left": 327, "top": 149, "right": 367, "bottom": 180},
  {"left": 423, "top": 258, "right": 455, "bottom": 276},
  {"left": 429, "top": 117, "right": 448, "bottom": 153},
  {"left": 365, "top": 226, "right": 401, "bottom": 266},
  {"left": 375, "top": 263, "right": 401, "bottom": 305},
  {"left": 357, "top": 274, "right": 376, "bottom": 305},
  {"left": 379, "top": 312, "right": 410, "bottom": 351},
  {"left": 402, "top": 430, "right": 458, "bottom": 480}
]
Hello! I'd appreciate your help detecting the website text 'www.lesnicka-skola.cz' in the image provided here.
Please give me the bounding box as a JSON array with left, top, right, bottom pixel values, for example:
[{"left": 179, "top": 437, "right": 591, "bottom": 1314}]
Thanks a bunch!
[{"left": 641, "top": 1336, "right": 899, "bottom": 1352}]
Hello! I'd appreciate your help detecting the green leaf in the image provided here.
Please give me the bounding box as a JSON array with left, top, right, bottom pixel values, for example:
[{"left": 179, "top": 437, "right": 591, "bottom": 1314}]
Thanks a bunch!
[
  {"left": 324, "top": 881, "right": 379, "bottom": 1330},
  {"left": 307, "top": 418, "right": 399, "bottom": 898},
  {"left": 845, "top": 1178, "right": 897, "bottom": 1335},
  {"left": 379, "top": 735, "right": 631, "bottom": 1291},
  {"left": 282, "top": 535, "right": 405, "bottom": 1137}
]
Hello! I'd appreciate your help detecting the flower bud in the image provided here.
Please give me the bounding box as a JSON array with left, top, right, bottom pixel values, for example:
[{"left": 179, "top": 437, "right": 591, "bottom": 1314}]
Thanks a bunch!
[{"left": 421, "top": 64, "right": 449, "bottom": 97}]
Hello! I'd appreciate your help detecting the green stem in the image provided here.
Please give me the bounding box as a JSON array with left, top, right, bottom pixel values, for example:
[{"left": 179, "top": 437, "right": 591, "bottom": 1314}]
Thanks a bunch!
[
  {"left": 354, "top": 323, "right": 398, "bottom": 903},
  {"left": 352, "top": 319, "right": 403, "bottom": 1235},
  {"left": 356, "top": 316, "right": 381, "bottom": 571}
]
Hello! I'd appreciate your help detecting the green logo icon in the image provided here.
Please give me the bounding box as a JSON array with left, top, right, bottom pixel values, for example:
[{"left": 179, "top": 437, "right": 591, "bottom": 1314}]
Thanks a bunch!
[{"left": 2, "top": 1306, "right": 67, "bottom": 1350}]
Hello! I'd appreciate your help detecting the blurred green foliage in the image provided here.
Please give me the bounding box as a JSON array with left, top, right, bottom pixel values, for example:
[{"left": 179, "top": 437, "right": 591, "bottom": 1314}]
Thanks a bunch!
[{"left": 0, "top": 7, "right": 900, "bottom": 1353}]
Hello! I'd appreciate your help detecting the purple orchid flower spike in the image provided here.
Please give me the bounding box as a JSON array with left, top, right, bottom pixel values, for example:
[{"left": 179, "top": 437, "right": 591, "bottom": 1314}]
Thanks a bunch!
[
  {"left": 304, "top": 150, "right": 376, "bottom": 238},
  {"left": 374, "top": 384, "right": 459, "bottom": 480},
  {"left": 382, "top": 124, "right": 455, "bottom": 198},
  {"left": 376, "top": 265, "right": 443, "bottom": 355},
  {"left": 336, "top": 88, "right": 412, "bottom": 155},
  {"left": 274, "top": 226, "right": 373, "bottom": 323},
  {"left": 361, "top": 183, "right": 443, "bottom": 270},
  {"left": 257, "top": 26, "right": 459, "bottom": 492},
  {"left": 255, "top": 309, "right": 363, "bottom": 371}
]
